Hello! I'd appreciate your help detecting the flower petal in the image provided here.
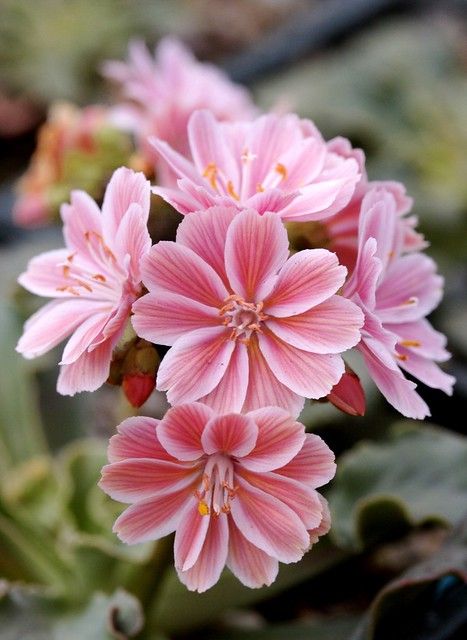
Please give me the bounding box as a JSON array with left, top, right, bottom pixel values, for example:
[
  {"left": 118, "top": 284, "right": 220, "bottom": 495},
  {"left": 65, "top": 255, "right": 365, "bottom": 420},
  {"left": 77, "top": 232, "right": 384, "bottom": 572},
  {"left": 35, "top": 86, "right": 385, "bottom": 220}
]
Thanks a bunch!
[
  {"left": 225, "top": 210, "right": 289, "bottom": 301},
  {"left": 108, "top": 416, "right": 174, "bottom": 463},
  {"left": 227, "top": 519, "right": 278, "bottom": 589},
  {"left": 132, "top": 291, "right": 219, "bottom": 346},
  {"left": 259, "top": 330, "right": 345, "bottom": 399},
  {"left": 266, "top": 295, "right": 363, "bottom": 354},
  {"left": 18, "top": 249, "right": 73, "bottom": 297},
  {"left": 201, "top": 414, "right": 258, "bottom": 457},
  {"left": 174, "top": 501, "right": 210, "bottom": 572},
  {"left": 230, "top": 476, "right": 309, "bottom": 563},
  {"left": 56, "top": 339, "right": 114, "bottom": 395},
  {"left": 157, "top": 403, "right": 213, "bottom": 461},
  {"left": 101, "top": 167, "right": 150, "bottom": 239},
  {"left": 113, "top": 203, "right": 151, "bottom": 282},
  {"left": 277, "top": 434, "right": 336, "bottom": 488},
  {"left": 141, "top": 242, "right": 228, "bottom": 308},
  {"left": 60, "top": 311, "right": 110, "bottom": 364},
  {"left": 61, "top": 190, "right": 102, "bottom": 258},
  {"left": 156, "top": 327, "right": 235, "bottom": 405},
  {"left": 199, "top": 342, "right": 249, "bottom": 414},
  {"left": 264, "top": 249, "right": 346, "bottom": 317},
  {"left": 397, "top": 349, "right": 455, "bottom": 395},
  {"left": 241, "top": 407, "right": 305, "bottom": 472}
]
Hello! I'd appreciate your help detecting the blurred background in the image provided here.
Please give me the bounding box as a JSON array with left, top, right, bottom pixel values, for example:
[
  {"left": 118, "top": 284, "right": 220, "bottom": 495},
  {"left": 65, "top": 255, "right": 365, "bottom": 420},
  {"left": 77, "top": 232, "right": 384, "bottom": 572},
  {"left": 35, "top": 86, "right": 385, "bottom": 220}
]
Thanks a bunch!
[{"left": 0, "top": 1, "right": 466, "bottom": 639}]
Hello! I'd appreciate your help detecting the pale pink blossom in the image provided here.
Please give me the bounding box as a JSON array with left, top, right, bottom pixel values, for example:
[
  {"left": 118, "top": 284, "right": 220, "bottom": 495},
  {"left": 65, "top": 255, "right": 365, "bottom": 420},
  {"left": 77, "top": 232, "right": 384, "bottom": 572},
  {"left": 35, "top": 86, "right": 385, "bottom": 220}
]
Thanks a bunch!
[
  {"left": 99, "top": 404, "right": 336, "bottom": 592},
  {"left": 16, "top": 167, "right": 151, "bottom": 395},
  {"left": 323, "top": 137, "right": 426, "bottom": 272},
  {"left": 343, "top": 187, "right": 455, "bottom": 418},
  {"left": 103, "top": 38, "right": 257, "bottom": 185},
  {"left": 132, "top": 207, "right": 364, "bottom": 416},
  {"left": 151, "top": 110, "right": 361, "bottom": 220}
]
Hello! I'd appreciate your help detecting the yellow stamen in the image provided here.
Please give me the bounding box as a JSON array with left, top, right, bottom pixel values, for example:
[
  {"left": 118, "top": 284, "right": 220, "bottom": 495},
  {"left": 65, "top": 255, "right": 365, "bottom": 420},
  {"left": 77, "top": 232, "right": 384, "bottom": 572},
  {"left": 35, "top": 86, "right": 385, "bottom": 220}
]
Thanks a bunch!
[
  {"left": 395, "top": 353, "right": 408, "bottom": 361},
  {"left": 198, "top": 500, "right": 210, "bottom": 516},
  {"left": 227, "top": 180, "right": 240, "bottom": 201},
  {"left": 256, "top": 183, "right": 264, "bottom": 193},
  {"left": 62, "top": 265, "right": 71, "bottom": 277},
  {"left": 275, "top": 162, "right": 287, "bottom": 181},
  {"left": 203, "top": 162, "right": 218, "bottom": 190},
  {"left": 92, "top": 274, "right": 106, "bottom": 282},
  {"left": 400, "top": 340, "right": 421, "bottom": 348}
]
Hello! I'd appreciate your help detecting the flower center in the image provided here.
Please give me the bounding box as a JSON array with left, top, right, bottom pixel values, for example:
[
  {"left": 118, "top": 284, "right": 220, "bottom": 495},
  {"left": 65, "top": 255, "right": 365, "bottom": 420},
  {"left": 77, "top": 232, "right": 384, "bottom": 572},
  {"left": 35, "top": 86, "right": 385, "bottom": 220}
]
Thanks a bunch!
[
  {"left": 195, "top": 454, "right": 236, "bottom": 517},
  {"left": 219, "top": 295, "right": 268, "bottom": 344}
]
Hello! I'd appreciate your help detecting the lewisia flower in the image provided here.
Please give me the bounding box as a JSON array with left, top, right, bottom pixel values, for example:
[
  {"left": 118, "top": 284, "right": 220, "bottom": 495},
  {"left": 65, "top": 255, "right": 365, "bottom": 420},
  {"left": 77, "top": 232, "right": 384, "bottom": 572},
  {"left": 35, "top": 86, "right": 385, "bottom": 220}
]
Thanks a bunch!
[
  {"left": 343, "top": 187, "right": 455, "bottom": 418},
  {"left": 103, "top": 38, "right": 257, "bottom": 185},
  {"left": 132, "top": 207, "right": 364, "bottom": 415},
  {"left": 16, "top": 167, "right": 151, "bottom": 395},
  {"left": 99, "top": 403, "right": 336, "bottom": 592},
  {"left": 151, "top": 110, "right": 361, "bottom": 220}
]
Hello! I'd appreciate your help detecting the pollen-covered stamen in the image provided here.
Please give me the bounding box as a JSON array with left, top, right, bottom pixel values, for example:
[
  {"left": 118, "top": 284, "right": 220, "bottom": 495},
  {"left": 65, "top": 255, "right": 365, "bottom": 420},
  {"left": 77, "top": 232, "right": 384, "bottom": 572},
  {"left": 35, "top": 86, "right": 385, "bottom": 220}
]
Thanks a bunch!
[
  {"left": 219, "top": 294, "right": 268, "bottom": 343},
  {"left": 195, "top": 454, "right": 236, "bottom": 517},
  {"left": 399, "top": 339, "right": 421, "bottom": 348},
  {"left": 203, "top": 162, "right": 218, "bottom": 191}
]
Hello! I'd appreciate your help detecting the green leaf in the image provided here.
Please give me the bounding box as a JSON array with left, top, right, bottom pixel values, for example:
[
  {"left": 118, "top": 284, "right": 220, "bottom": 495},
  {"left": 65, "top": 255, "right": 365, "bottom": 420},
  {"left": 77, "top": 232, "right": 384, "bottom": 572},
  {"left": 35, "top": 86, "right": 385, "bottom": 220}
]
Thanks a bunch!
[{"left": 328, "top": 423, "right": 467, "bottom": 550}]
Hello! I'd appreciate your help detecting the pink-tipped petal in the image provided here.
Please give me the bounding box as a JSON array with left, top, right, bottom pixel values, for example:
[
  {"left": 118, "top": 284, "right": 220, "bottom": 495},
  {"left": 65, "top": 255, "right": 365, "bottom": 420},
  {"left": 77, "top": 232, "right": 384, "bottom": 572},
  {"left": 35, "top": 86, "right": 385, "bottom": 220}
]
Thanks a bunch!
[
  {"left": 309, "top": 495, "right": 331, "bottom": 544},
  {"left": 225, "top": 210, "right": 289, "bottom": 301},
  {"left": 17, "top": 248, "right": 73, "bottom": 298},
  {"left": 201, "top": 413, "right": 258, "bottom": 458},
  {"left": 231, "top": 477, "right": 309, "bottom": 564},
  {"left": 266, "top": 295, "right": 363, "bottom": 354},
  {"left": 108, "top": 417, "right": 173, "bottom": 463},
  {"left": 388, "top": 319, "right": 451, "bottom": 362},
  {"left": 397, "top": 350, "right": 455, "bottom": 395},
  {"left": 132, "top": 291, "right": 219, "bottom": 346},
  {"left": 141, "top": 242, "right": 228, "bottom": 308},
  {"left": 177, "top": 511, "right": 229, "bottom": 593},
  {"left": 56, "top": 339, "right": 114, "bottom": 395},
  {"left": 264, "top": 249, "right": 347, "bottom": 317},
  {"left": 101, "top": 167, "right": 150, "bottom": 238},
  {"left": 157, "top": 403, "right": 213, "bottom": 461},
  {"left": 60, "top": 311, "right": 110, "bottom": 364},
  {"left": 199, "top": 342, "right": 249, "bottom": 414},
  {"left": 227, "top": 520, "right": 278, "bottom": 589},
  {"left": 259, "top": 330, "right": 345, "bottom": 399},
  {"left": 61, "top": 190, "right": 102, "bottom": 258},
  {"left": 174, "top": 501, "right": 210, "bottom": 572},
  {"left": 277, "top": 434, "right": 336, "bottom": 488},
  {"left": 242, "top": 407, "right": 305, "bottom": 472},
  {"left": 156, "top": 327, "right": 235, "bottom": 405},
  {"left": 114, "top": 203, "right": 151, "bottom": 282}
]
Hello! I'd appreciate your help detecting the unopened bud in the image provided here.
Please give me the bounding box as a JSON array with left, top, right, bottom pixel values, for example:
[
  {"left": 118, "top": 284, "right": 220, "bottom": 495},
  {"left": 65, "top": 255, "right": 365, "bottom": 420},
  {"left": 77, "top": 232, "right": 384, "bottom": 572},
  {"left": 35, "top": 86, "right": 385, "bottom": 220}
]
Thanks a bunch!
[
  {"left": 122, "top": 372, "right": 156, "bottom": 408},
  {"left": 327, "top": 369, "right": 365, "bottom": 416}
]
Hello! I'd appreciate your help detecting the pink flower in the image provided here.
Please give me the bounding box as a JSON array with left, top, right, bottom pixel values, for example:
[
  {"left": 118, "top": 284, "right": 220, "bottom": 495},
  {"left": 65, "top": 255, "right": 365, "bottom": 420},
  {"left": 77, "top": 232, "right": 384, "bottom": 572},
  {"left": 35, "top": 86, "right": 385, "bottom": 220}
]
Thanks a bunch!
[
  {"left": 132, "top": 207, "right": 364, "bottom": 416},
  {"left": 323, "top": 137, "right": 426, "bottom": 272},
  {"left": 151, "top": 110, "right": 361, "bottom": 220},
  {"left": 99, "top": 403, "right": 336, "bottom": 592},
  {"left": 343, "top": 187, "right": 455, "bottom": 418},
  {"left": 16, "top": 167, "right": 151, "bottom": 395},
  {"left": 103, "top": 38, "right": 257, "bottom": 185}
]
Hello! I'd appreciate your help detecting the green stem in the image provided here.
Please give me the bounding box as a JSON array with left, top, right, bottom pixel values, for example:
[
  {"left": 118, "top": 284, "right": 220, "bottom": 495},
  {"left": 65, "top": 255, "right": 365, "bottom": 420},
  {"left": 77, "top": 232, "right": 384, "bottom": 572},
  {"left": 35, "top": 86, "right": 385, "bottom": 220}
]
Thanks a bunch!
[{"left": 129, "top": 535, "right": 174, "bottom": 610}]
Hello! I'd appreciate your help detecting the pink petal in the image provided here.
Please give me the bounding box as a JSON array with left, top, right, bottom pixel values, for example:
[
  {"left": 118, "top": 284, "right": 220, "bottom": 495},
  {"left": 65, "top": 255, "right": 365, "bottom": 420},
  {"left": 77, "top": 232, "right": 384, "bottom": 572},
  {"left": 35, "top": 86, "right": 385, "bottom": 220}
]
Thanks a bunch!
[
  {"left": 397, "top": 349, "right": 455, "bottom": 395},
  {"left": 266, "top": 295, "right": 363, "bottom": 354},
  {"left": 176, "top": 205, "right": 238, "bottom": 288},
  {"left": 199, "top": 342, "right": 249, "bottom": 414},
  {"left": 241, "top": 407, "right": 305, "bottom": 472},
  {"left": 61, "top": 190, "right": 102, "bottom": 258},
  {"left": 113, "top": 487, "right": 193, "bottom": 544},
  {"left": 309, "top": 495, "right": 331, "bottom": 544},
  {"left": 343, "top": 237, "right": 380, "bottom": 308},
  {"left": 188, "top": 110, "right": 239, "bottom": 186},
  {"left": 56, "top": 339, "right": 114, "bottom": 395},
  {"left": 108, "top": 416, "right": 174, "bottom": 463},
  {"left": 277, "top": 434, "right": 336, "bottom": 488},
  {"left": 174, "top": 501, "right": 210, "bottom": 572},
  {"left": 238, "top": 469, "right": 323, "bottom": 530},
  {"left": 274, "top": 137, "right": 327, "bottom": 189},
  {"left": 60, "top": 311, "right": 110, "bottom": 364},
  {"left": 141, "top": 242, "right": 228, "bottom": 308},
  {"left": 100, "top": 458, "right": 199, "bottom": 502},
  {"left": 359, "top": 341, "right": 430, "bottom": 419},
  {"left": 177, "top": 511, "right": 229, "bottom": 592},
  {"left": 387, "top": 319, "right": 451, "bottom": 362},
  {"left": 101, "top": 167, "right": 150, "bottom": 239},
  {"left": 151, "top": 184, "right": 204, "bottom": 215},
  {"left": 230, "top": 476, "right": 309, "bottom": 563},
  {"left": 243, "top": 337, "right": 304, "bottom": 417},
  {"left": 16, "top": 298, "right": 106, "bottom": 358},
  {"left": 259, "top": 330, "right": 345, "bottom": 399},
  {"left": 17, "top": 249, "right": 72, "bottom": 297},
  {"left": 156, "top": 327, "right": 236, "bottom": 405},
  {"left": 244, "top": 189, "right": 297, "bottom": 216},
  {"left": 358, "top": 188, "right": 398, "bottom": 274},
  {"left": 264, "top": 249, "right": 346, "bottom": 317},
  {"left": 224, "top": 210, "right": 289, "bottom": 301},
  {"left": 201, "top": 414, "right": 258, "bottom": 458},
  {"left": 132, "top": 291, "right": 219, "bottom": 346},
  {"left": 150, "top": 138, "right": 203, "bottom": 184},
  {"left": 157, "top": 403, "right": 213, "bottom": 461},
  {"left": 113, "top": 203, "right": 151, "bottom": 282},
  {"left": 227, "top": 519, "right": 278, "bottom": 588}
]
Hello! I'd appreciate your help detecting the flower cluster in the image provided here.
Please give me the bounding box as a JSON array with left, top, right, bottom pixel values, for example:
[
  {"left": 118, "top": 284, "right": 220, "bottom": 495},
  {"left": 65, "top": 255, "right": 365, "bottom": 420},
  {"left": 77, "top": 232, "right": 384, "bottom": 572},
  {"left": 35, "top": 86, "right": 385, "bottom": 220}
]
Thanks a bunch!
[{"left": 15, "top": 38, "right": 454, "bottom": 592}]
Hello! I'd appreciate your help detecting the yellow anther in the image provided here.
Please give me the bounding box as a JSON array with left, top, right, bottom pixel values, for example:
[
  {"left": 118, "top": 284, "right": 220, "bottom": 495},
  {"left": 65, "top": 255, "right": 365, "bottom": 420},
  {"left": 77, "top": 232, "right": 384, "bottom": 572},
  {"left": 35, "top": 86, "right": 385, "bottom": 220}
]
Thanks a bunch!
[
  {"left": 227, "top": 180, "right": 240, "bottom": 201},
  {"left": 62, "top": 265, "right": 71, "bottom": 277},
  {"left": 256, "top": 183, "right": 265, "bottom": 193},
  {"left": 275, "top": 163, "right": 287, "bottom": 181},
  {"left": 395, "top": 353, "right": 408, "bottom": 361},
  {"left": 203, "top": 162, "right": 218, "bottom": 190},
  {"left": 400, "top": 340, "right": 421, "bottom": 348},
  {"left": 92, "top": 274, "right": 106, "bottom": 282},
  {"left": 198, "top": 501, "right": 210, "bottom": 516}
]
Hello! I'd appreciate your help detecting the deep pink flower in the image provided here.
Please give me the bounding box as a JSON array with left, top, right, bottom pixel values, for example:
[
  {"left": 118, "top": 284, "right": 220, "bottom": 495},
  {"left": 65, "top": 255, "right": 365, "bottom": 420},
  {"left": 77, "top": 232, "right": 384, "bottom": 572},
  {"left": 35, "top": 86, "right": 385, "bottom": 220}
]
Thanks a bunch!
[
  {"left": 151, "top": 110, "right": 360, "bottom": 220},
  {"left": 343, "top": 187, "right": 455, "bottom": 418},
  {"left": 323, "top": 137, "right": 426, "bottom": 272},
  {"left": 16, "top": 167, "right": 151, "bottom": 395},
  {"left": 99, "top": 403, "right": 336, "bottom": 592},
  {"left": 103, "top": 38, "right": 257, "bottom": 185},
  {"left": 132, "top": 208, "right": 364, "bottom": 415}
]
